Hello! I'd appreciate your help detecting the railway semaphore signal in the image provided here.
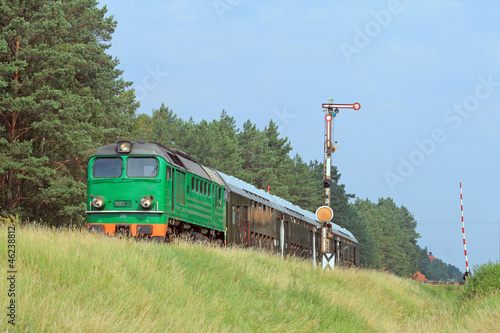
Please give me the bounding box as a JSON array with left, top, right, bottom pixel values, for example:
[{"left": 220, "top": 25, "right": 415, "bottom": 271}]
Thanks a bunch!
[
  {"left": 318, "top": 98, "right": 360, "bottom": 258},
  {"left": 321, "top": 98, "right": 360, "bottom": 208}
]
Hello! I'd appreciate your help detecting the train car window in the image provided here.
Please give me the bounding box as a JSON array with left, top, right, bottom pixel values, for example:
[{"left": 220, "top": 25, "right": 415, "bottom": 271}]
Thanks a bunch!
[
  {"left": 127, "top": 157, "right": 158, "bottom": 177},
  {"left": 196, "top": 179, "right": 199, "bottom": 193},
  {"left": 191, "top": 177, "right": 195, "bottom": 190},
  {"left": 166, "top": 166, "right": 172, "bottom": 180},
  {"left": 208, "top": 184, "right": 211, "bottom": 197},
  {"left": 93, "top": 157, "right": 122, "bottom": 178},
  {"left": 176, "top": 170, "right": 186, "bottom": 205}
]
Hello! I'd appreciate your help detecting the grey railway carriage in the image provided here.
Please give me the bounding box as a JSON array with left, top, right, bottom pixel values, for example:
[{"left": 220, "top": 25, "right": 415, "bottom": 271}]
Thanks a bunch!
[{"left": 220, "top": 173, "right": 359, "bottom": 266}]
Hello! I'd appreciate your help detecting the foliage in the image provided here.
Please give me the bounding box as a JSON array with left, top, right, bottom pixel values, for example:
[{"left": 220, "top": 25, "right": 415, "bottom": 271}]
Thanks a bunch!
[
  {"left": 354, "top": 198, "right": 420, "bottom": 276},
  {"left": 0, "top": 213, "right": 19, "bottom": 226},
  {"left": 418, "top": 246, "right": 463, "bottom": 282},
  {"left": 462, "top": 261, "right": 500, "bottom": 298},
  {"left": 0, "top": 0, "right": 138, "bottom": 224}
]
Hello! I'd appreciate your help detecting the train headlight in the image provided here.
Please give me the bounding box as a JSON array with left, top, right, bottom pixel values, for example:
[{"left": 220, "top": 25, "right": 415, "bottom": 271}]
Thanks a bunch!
[
  {"left": 117, "top": 141, "right": 131, "bottom": 153},
  {"left": 92, "top": 196, "right": 106, "bottom": 209},
  {"left": 140, "top": 195, "right": 153, "bottom": 209}
]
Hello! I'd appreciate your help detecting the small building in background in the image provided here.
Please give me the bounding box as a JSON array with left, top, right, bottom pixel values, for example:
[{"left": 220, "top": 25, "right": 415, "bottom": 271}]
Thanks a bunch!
[{"left": 413, "top": 271, "right": 429, "bottom": 282}]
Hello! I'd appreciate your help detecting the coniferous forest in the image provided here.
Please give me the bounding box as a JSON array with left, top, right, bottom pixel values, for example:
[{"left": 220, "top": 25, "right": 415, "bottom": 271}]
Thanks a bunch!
[{"left": 0, "top": 0, "right": 462, "bottom": 280}]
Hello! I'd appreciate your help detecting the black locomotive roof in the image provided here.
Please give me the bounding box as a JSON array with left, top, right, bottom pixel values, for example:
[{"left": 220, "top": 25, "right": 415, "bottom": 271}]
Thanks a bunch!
[{"left": 92, "top": 141, "right": 225, "bottom": 186}]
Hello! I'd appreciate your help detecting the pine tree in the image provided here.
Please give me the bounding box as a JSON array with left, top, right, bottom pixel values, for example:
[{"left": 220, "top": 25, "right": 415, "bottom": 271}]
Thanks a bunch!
[
  {"left": 209, "top": 110, "right": 243, "bottom": 177},
  {"left": 237, "top": 119, "right": 276, "bottom": 190},
  {"left": 354, "top": 197, "right": 421, "bottom": 275},
  {"left": 0, "top": 0, "right": 137, "bottom": 224},
  {"left": 262, "top": 120, "right": 294, "bottom": 199},
  {"left": 150, "top": 104, "right": 180, "bottom": 146},
  {"left": 287, "top": 154, "right": 318, "bottom": 209},
  {"left": 417, "top": 246, "right": 432, "bottom": 278}
]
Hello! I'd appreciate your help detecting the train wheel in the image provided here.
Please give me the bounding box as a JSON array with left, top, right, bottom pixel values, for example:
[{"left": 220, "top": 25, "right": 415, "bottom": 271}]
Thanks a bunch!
[{"left": 150, "top": 236, "right": 164, "bottom": 243}]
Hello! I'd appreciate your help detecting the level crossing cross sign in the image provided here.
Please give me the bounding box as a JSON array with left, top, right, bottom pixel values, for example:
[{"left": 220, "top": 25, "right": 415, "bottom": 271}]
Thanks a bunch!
[{"left": 322, "top": 253, "right": 335, "bottom": 270}]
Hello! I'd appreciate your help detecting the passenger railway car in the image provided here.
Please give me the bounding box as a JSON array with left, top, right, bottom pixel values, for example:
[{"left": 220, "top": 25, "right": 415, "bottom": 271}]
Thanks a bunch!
[{"left": 86, "top": 140, "right": 359, "bottom": 266}]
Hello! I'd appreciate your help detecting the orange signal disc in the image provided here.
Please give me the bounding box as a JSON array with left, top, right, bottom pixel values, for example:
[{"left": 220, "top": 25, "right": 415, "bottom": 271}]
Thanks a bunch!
[{"left": 315, "top": 206, "right": 334, "bottom": 223}]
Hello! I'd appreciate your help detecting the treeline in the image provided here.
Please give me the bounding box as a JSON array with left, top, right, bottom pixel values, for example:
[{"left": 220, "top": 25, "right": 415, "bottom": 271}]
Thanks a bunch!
[
  {"left": 419, "top": 247, "right": 463, "bottom": 282},
  {"left": 0, "top": 0, "right": 461, "bottom": 278}
]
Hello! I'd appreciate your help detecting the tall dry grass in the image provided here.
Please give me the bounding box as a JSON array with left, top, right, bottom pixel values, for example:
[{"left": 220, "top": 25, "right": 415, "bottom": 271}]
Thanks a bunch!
[{"left": 0, "top": 223, "right": 498, "bottom": 332}]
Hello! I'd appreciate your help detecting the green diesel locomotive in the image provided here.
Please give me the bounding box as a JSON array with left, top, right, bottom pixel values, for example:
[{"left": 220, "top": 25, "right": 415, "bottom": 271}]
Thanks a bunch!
[{"left": 87, "top": 139, "right": 226, "bottom": 242}]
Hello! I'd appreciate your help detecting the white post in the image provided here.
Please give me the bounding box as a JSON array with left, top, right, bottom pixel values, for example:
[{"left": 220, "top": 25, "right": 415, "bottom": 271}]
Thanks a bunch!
[
  {"left": 280, "top": 217, "right": 284, "bottom": 260},
  {"left": 312, "top": 228, "right": 317, "bottom": 266}
]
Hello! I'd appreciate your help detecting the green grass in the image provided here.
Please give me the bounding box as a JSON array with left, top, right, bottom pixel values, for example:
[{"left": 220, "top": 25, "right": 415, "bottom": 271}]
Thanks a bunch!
[{"left": 1, "top": 223, "right": 499, "bottom": 332}]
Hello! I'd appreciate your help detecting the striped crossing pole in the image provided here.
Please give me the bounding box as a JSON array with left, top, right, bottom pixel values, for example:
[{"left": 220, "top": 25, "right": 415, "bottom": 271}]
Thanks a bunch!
[{"left": 460, "top": 182, "right": 470, "bottom": 273}]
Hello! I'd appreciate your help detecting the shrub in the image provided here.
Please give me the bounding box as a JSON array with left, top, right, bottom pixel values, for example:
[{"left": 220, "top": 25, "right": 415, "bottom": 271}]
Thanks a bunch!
[
  {"left": 0, "top": 214, "right": 20, "bottom": 226},
  {"left": 462, "top": 261, "right": 500, "bottom": 298}
]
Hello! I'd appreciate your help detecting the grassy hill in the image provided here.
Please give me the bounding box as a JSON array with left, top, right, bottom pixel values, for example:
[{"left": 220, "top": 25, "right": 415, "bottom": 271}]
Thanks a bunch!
[{"left": 1, "top": 223, "right": 499, "bottom": 332}]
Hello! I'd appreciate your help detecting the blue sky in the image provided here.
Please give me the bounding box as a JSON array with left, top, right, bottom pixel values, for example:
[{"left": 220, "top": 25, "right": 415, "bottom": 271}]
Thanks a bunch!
[{"left": 100, "top": 0, "right": 500, "bottom": 271}]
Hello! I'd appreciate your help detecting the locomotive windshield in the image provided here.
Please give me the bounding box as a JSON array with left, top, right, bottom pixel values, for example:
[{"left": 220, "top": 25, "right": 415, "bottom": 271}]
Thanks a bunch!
[
  {"left": 127, "top": 157, "right": 158, "bottom": 177},
  {"left": 93, "top": 157, "right": 122, "bottom": 178}
]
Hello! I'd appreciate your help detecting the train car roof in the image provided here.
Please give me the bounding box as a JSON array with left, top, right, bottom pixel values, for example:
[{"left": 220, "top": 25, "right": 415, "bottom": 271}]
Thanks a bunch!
[
  {"left": 92, "top": 141, "right": 225, "bottom": 186},
  {"left": 217, "top": 171, "right": 358, "bottom": 244}
]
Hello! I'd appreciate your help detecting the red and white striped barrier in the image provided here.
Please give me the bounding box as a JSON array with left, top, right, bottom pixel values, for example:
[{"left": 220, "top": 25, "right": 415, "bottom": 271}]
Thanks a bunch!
[{"left": 460, "top": 182, "right": 470, "bottom": 273}]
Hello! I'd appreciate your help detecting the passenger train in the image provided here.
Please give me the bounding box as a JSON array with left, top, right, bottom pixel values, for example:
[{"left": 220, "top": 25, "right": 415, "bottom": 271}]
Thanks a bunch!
[{"left": 86, "top": 140, "right": 359, "bottom": 266}]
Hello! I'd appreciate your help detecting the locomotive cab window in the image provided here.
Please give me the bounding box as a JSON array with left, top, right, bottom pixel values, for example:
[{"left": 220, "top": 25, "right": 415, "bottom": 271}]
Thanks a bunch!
[
  {"left": 166, "top": 166, "right": 172, "bottom": 180},
  {"left": 93, "top": 157, "right": 122, "bottom": 178},
  {"left": 127, "top": 157, "right": 158, "bottom": 177}
]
